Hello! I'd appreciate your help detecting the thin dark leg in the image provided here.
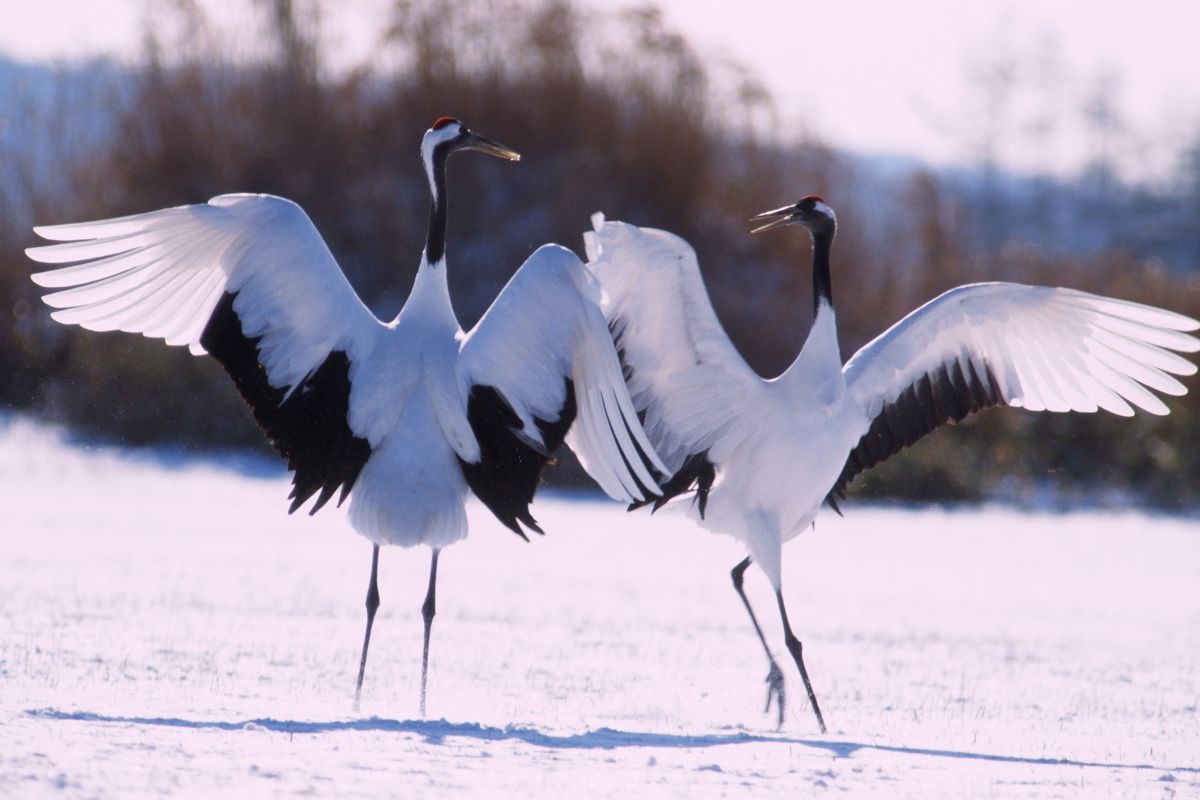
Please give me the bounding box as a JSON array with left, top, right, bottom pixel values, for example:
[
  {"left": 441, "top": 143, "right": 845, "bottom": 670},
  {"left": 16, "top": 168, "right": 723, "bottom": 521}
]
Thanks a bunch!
[
  {"left": 776, "top": 589, "right": 826, "bottom": 733},
  {"left": 419, "top": 548, "right": 440, "bottom": 718},
  {"left": 731, "top": 557, "right": 786, "bottom": 727},
  {"left": 354, "top": 544, "right": 381, "bottom": 711}
]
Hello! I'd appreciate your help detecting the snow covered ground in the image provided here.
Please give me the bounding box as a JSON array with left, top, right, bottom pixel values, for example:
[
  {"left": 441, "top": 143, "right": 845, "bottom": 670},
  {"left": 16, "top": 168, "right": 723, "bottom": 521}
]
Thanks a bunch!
[{"left": 1, "top": 416, "right": 1197, "bottom": 798}]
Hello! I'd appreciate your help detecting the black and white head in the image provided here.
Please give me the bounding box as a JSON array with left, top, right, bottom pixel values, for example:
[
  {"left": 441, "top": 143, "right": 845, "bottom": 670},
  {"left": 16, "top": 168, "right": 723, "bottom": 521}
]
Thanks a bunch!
[
  {"left": 421, "top": 117, "right": 521, "bottom": 197},
  {"left": 750, "top": 194, "right": 837, "bottom": 237}
]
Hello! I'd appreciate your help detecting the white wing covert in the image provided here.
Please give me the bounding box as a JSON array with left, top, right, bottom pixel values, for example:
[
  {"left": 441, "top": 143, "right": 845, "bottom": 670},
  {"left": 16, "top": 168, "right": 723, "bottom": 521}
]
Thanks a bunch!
[
  {"left": 583, "top": 215, "right": 767, "bottom": 515},
  {"left": 457, "top": 244, "right": 667, "bottom": 537},
  {"left": 831, "top": 282, "right": 1200, "bottom": 502},
  {"left": 27, "top": 194, "right": 386, "bottom": 513}
]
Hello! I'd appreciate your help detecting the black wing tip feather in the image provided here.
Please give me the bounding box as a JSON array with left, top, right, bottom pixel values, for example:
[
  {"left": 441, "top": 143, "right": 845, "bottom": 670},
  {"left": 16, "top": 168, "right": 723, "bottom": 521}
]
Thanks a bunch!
[
  {"left": 460, "top": 381, "right": 574, "bottom": 540},
  {"left": 490, "top": 507, "right": 544, "bottom": 542},
  {"left": 200, "top": 291, "right": 371, "bottom": 516},
  {"left": 629, "top": 450, "right": 715, "bottom": 518},
  {"left": 830, "top": 358, "right": 1006, "bottom": 502},
  {"left": 824, "top": 491, "right": 844, "bottom": 516}
]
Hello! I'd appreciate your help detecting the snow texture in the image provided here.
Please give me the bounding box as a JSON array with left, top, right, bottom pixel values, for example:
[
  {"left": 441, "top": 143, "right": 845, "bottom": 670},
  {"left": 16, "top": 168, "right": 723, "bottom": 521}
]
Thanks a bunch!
[{"left": 1, "top": 416, "right": 1197, "bottom": 798}]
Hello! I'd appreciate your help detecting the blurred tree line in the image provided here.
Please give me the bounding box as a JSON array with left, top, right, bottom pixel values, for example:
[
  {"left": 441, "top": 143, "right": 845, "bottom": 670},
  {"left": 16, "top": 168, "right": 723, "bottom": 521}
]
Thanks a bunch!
[{"left": 0, "top": 0, "right": 1197, "bottom": 509}]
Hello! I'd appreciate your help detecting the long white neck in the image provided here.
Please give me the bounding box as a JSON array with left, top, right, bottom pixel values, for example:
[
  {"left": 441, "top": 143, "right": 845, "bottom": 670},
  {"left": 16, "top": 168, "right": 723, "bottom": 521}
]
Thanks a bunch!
[
  {"left": 781, "top": 298, "right": 844, "bottom": 399},
  {"left": 396, "top": 252, "right": 459, "bottom": 331},
  {"left": 395, "top": 127, "right": 459, "bottom": 330}
]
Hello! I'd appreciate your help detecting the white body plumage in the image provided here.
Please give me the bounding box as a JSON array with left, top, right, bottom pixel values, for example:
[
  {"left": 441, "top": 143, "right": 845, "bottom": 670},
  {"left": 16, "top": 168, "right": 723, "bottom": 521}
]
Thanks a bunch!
[
  {"left": 585, "top": 213, "right": 1199, "bottom": 588},
  {"left": 24, "top": 118, "right": 669, "bottom": 714},
  {"left": 28, "top": 197, "right": 664, "bottom": 548}
]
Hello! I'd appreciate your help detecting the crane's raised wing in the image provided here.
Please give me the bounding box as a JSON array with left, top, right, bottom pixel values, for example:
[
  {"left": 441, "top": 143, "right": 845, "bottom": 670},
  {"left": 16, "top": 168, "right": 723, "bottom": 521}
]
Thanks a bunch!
[
  {"left": 831, "top": 282, "right": 1199, "bottom": 505},
  {"left": 27, "top": 194, "right": 386, "bottom": 514},
  {"left": 583, "top": 215, "right": 765, "bottom": 514},
  {"left": 457, "top": 244, "right": 667, "bottom": 538}
]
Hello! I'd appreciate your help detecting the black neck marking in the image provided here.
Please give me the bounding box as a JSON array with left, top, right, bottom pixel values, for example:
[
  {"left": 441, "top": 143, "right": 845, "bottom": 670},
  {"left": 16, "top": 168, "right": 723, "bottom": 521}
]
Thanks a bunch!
[
  {"left": 424, "top": 141, "right": 453, "bottom": 265},
  {"left": 811, "top": 227, "right": 834, "bottom": 314}
]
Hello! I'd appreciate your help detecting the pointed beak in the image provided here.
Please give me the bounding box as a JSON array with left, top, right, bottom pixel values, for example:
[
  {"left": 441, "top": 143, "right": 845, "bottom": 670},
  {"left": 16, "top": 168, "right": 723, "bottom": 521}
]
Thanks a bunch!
[
  {"left": 464, "top": 132, "right": 521, "bottom": 162},
  {"left": 749, "top": 204, "right": 800, "bottom": 234}
]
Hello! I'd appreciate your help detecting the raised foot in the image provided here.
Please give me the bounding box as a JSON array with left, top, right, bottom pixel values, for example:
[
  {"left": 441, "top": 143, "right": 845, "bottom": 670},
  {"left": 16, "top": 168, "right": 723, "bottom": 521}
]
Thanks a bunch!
[{"left": 763, "top": 662, "right": 785, "bottom": 729}]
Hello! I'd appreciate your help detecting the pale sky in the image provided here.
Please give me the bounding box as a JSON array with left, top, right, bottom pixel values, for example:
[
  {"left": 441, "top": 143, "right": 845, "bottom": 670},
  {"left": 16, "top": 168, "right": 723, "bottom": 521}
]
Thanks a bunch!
[
  {"left": 649, "top": 0, "right": 1200, "bottom": 180},
  {"left": 3, "top": 0, "right": 1199, "bottom": 179}
]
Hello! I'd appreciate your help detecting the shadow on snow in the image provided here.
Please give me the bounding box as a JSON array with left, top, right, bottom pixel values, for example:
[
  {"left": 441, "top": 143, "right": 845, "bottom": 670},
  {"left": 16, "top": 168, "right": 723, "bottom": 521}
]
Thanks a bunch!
[{"left": 27, "top": 708, "right": 1195, "bottom": 773}]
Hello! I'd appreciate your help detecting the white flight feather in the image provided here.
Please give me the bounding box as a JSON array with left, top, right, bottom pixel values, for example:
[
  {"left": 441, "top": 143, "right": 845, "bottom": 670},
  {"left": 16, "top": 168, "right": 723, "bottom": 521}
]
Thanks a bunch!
[{"left": 583, "top": 215, "right": 1198, "bottom": 591}]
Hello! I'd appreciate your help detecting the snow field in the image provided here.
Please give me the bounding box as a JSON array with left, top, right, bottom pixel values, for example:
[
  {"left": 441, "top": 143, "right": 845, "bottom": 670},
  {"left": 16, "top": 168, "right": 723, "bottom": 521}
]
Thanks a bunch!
[{"left": 1, "top": 418, "right": 1197, "bottom": 798}]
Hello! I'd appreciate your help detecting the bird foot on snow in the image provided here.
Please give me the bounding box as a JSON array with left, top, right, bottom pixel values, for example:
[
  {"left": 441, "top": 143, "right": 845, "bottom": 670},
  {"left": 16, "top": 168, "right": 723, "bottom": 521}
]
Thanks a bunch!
[{"left": 763, "top": 662, "right": 785, "bottom": 729}]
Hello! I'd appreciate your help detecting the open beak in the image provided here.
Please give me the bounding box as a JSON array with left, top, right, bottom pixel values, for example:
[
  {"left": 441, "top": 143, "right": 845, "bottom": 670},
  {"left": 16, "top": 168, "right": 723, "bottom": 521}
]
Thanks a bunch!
[
  {"left": 465, "top": 132, "right": 521, "bottom": 162},
  {"left": 749, "top": 203, "right": 800, "bottom": 234}
]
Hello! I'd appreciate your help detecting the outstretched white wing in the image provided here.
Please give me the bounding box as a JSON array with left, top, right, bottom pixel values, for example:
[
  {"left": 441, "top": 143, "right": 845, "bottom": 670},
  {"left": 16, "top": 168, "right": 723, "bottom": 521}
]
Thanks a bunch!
[
  {"left": 583, "top": 215, "right": 765, "bottom": 476},
  {"left": 457, "top": 244, "right": 667, "bottom": 535},
  {"left": 27, "top": 194, "right": 387, "bottom": 512},
  {"left": 28, "top": 193, "right": 382, "bottom": 379},
  {"left": 832, "top": 282, "right": 1199, "bottom": 499}
]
